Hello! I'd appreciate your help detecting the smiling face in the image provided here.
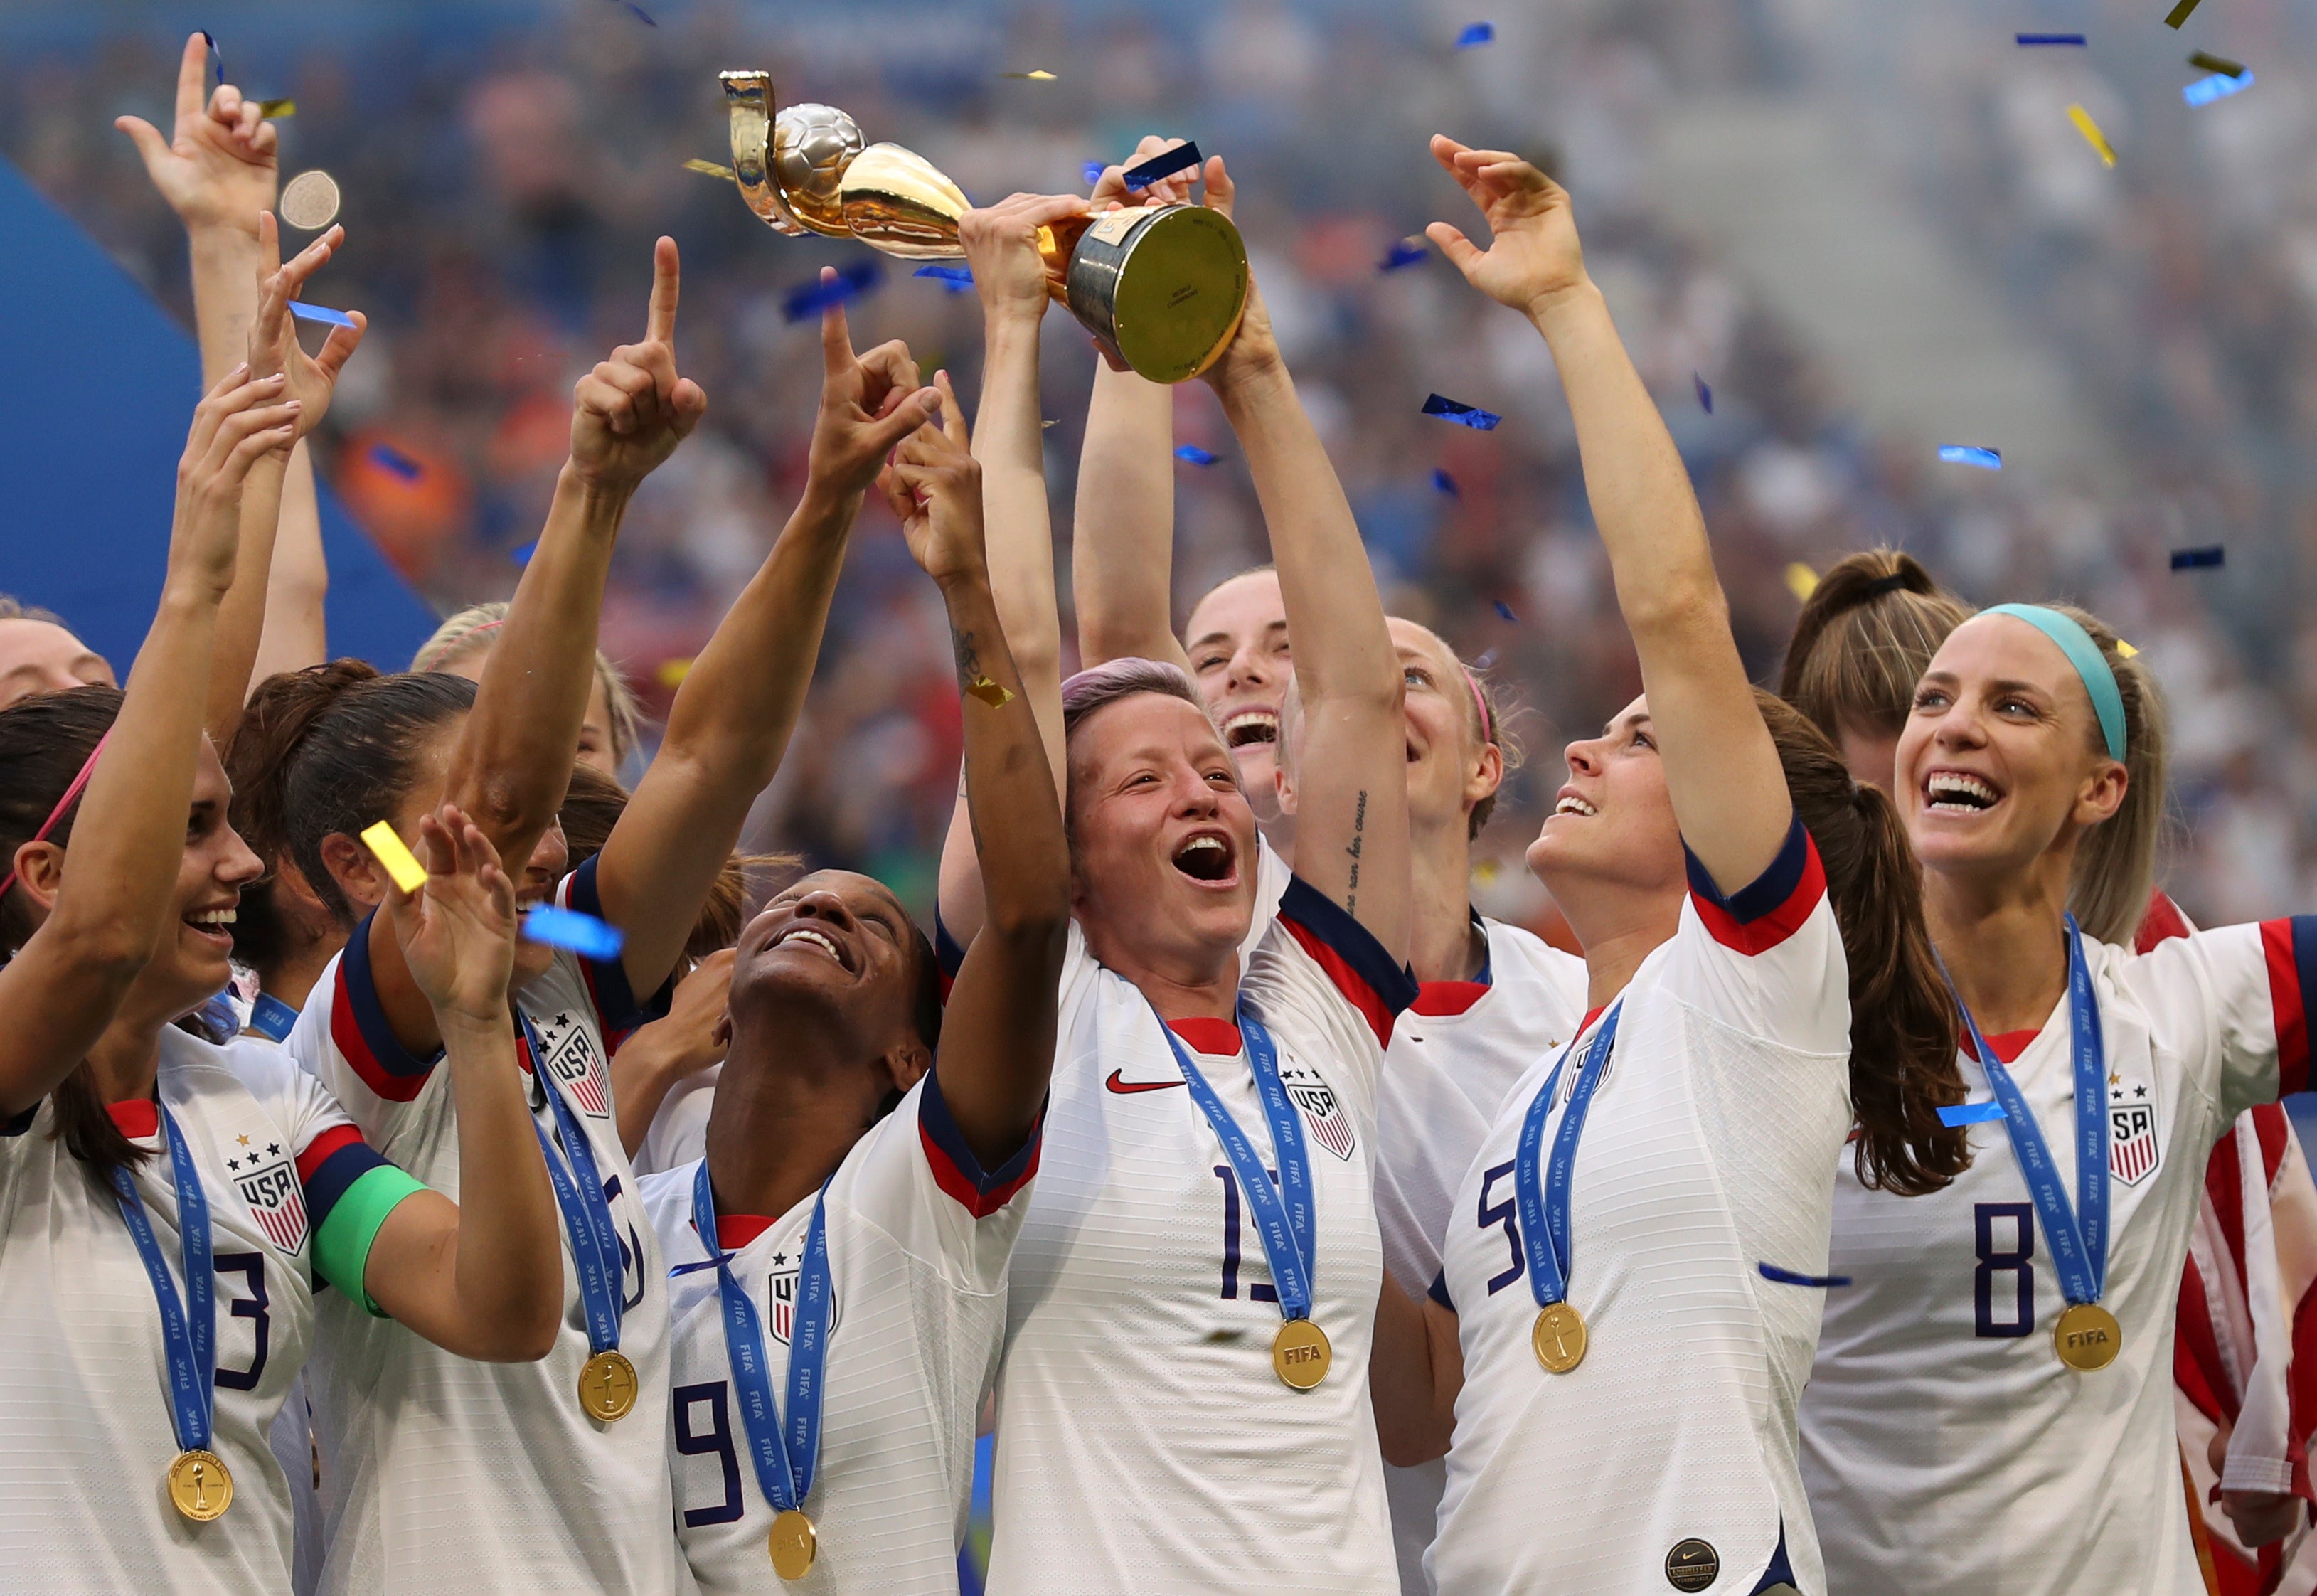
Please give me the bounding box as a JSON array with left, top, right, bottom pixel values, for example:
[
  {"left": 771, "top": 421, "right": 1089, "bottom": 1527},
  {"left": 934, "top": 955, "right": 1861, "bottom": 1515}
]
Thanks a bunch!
[
  {"left": 1183, "top": 570, "right": 1290, "bottom": 816},
  {"left": 0, "top": 619, "right": 113, "bottom": 709},
  {"left": 1523, "top": 694, "right": 1687, "bottom": 920},
  {"left": 1895, "top": 613, "right": 2126, "bottom": 886},
  {"left": 132, "top": 737, "right": 265, "bottom": 1020},
  {"left": 1390, "top": 619, "right": 1500, "bottom": 836},
  {"left": 728, "top": 869, "right": 927, "bottom": 1068},
  {"left": 1067, "top": 691, "right": 1260, "bottom": 981}
]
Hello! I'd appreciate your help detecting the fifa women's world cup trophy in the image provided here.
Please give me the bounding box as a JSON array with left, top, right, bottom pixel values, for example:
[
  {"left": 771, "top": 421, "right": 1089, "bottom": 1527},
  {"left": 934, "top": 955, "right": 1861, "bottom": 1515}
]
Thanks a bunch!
[{"left": 715, "top": 70, "right": 1250, "bottom": 383}]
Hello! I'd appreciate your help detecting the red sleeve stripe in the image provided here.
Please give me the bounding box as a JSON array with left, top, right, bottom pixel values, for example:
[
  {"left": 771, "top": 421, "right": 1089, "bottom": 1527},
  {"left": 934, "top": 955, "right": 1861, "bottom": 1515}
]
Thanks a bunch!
[
  {"left": 2261, "top": 917, "right": 2317, "bottom": 1097},
  {"left": 1275, "top": 876, "right": 1420, "bottom": 1048},
  {"left": 916, "top": 1070, "right": 1042, "bottom": 1218},
  {"left": 330, "top": 914, "right": 443, "bottom": 1103},
  {"left": 1683, "top": 818, "right": 1826, "bottom": 957},
  {"left": 295, "top": 1124, "right": 366, "bottom": 1186},
  {"left": 295, "top": 1125, "right": 393, "bottom": 1231}
]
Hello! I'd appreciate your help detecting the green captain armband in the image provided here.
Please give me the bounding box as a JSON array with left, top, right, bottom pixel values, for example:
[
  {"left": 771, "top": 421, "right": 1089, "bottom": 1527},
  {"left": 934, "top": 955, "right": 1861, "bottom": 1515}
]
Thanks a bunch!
[{"left": 314, "top": 1164, "right": 428, "bottom": 1316}]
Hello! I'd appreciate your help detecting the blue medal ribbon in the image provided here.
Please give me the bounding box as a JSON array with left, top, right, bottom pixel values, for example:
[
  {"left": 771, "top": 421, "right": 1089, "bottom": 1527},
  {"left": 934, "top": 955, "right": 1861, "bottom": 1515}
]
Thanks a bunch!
[
  {"left": 108, "top": 1100, "right": 218, "bottom": 1456},
  {"left": 247, "top": 993, "right": 299, "bottom": 1043},
  {"left": 1513, "top": 1003, "right": 1624, "bottom": 1310},
  {"left": 521, "top": 1012, "right": 625, "bottom": 1355},
  {"left": 1946, "top": 916, "right": 2109, "bottom": 1307},
  {"left": 691, "top": 1159, "right": 831, "bottom": 1517},
  {"left": 1155, "top": 1006, "right": 1317, "bottom": 1323}
]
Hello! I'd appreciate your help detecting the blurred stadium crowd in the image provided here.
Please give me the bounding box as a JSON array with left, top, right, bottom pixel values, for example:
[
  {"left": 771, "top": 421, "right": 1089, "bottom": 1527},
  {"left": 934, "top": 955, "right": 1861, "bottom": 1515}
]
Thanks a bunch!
[{"left": 6, "top": 0, "right": 2316, "bottom": 937}]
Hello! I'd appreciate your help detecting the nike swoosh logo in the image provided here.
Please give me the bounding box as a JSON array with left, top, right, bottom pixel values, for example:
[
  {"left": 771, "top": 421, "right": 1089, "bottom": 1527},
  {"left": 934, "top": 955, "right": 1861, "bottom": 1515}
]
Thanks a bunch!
[{"left": 1105, "top": 1070, "right": 1186, "bottom": 1095}]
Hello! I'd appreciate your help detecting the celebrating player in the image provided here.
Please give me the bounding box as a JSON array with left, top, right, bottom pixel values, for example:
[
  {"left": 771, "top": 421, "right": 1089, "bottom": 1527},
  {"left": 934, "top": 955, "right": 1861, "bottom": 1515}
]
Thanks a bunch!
[
  {"left": 277, "top": 247, "right": 939, "bottom": 1595},
  {"left": 1368, "top": 139, "right": 1971, "bottom": 1596},
  {"left": 0, "top": 375, "right": 562, "bottom": 1595}
]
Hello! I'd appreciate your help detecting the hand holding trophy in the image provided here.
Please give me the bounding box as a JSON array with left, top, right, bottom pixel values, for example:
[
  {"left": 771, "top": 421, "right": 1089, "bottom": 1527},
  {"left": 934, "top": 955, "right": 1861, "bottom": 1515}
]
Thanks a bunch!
[{"left": 713, "top": 72, "right": 1248, "bottom": 383}]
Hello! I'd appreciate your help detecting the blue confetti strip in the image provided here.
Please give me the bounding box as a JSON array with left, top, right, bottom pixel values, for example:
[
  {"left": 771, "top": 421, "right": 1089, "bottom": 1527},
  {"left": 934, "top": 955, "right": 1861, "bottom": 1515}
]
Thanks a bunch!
[
  {"left": 1493, "top": 600, "right": 1518, "bottom": 622},
  {"left": 522, "top": 905, "right": 626, "bottom": 961},
  {"left": 202, "top": 31, "right": 222, "bottom": 88},
  {"left": 612, "top": 0, "right": 658, "bottom": 23},
  {"left": 1455, "top": 22, "right": 1496, "bottom": 48},
  {"left": 1082, "top": 160, "right": 1107, "bottom": 187},
  {"left": 1938, "top": 1101, "right": 2008, "bottom": 1127},
  {"left": 1432, "top": 467, "right": 1460, "bottom": 497},
  {"left": 1473, "top": 648, "right": 1499, "bottom": 670},
  {"left": 783, "top": 260, "right": 884, "bottom": 324},
  {"left": 2016, "top": 32, "right": 2087, "bottom": 46},
  {"left": 914, "top": 264, "right": 975, "bottom": 294},
  {"left": 1758, "top": 1262, "right": 1853, "bottom": 1289},
  {"left": 1422, "top": 393, "right": 1502, "bottom": 430},
  {"left": 1938, "top": 445, "right": 2003, "bottom": 470},
  {"left": 368, "top": 442, "right": 422, "bottom": 481},
  {"left": 1174, "top": 445, "right": 1219, "bottom": 467},
  {"left": 1123, "top": 142, "right": 1201, "bottom": 192},
  {"left": 2170, "top": 546, "right": 2225, "bottom": 570},
  {"left": 289, "top": 302, "right": 356, "bottom": 329},
  {"left": 2183, "top": 70, "right": 2254, "bottom": 107},
  {"left": 1694, "top": 372, "right": 1713, "bottom": 414},
  {"left": 1378, "top": 238, "right": 1429, "bottom": 272},
  {"left": 510, "top": 538, "right": 537, "bottom": 567}
]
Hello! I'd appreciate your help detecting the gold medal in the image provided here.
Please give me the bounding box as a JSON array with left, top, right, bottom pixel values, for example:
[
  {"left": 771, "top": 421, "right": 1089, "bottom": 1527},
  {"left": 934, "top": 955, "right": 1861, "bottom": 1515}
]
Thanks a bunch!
[
  {"left": 1533, "top": 1302, "right": 1587, "bottom": 1374},
  {"left": 578, "top": 1348, "right": 639, "bottom": 1421},
  {"left": 2053, "top": 1302, "right": 2121, "bottom": 1371},
  {"left": 768, "top": 1509, "right": 818, "bottom": 1580},
  {"left": 1272, "top": 1319, "right": 1332, "bottom": 1390},
  {"left": 167, "top": 1449, "right": 233, "bottom": 1521}
]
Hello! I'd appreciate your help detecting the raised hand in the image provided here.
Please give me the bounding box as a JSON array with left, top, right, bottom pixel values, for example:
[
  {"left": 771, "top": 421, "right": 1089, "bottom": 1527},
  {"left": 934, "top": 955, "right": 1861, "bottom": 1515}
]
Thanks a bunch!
[
  {"left": 1088, "top": 136, "right": 1235, "bottom": 220},
  {"left": 958, "top": 193, "right": 1087, "bottom": 327},
  {"left": 1423, "top": 135, "right": 1589, "bottom": 318},
  {"left": 247, "top": 212, "right": 365, "bottom": 441},
  {"left": 569, "top": 237, "right": 708, "bottom": 490},
  {"left": 877, "top": 374, "right": 986, "bottom": 587},
  {"left": 171, "top": 366, "right": 302, "bottom": 598},
  {"left": 804, "top": 279, "right": 939, "bottom": 498},
  {"left": 385, "top": 804, "right": 520, "bottom": 1027},
  {"left": 115, "top": 33, "right": 278, "bottom": 235}
]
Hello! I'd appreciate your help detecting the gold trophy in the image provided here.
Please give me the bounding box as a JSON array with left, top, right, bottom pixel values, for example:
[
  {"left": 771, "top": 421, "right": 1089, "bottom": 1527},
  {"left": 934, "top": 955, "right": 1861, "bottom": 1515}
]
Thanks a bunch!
[{"left": 717, "top": 71, "right": 1248, "bottom": 384}]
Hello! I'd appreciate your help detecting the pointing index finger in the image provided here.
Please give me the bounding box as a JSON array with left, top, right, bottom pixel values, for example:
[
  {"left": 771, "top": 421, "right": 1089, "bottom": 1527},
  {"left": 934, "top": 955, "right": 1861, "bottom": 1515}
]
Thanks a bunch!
[
  {"left": 644, "top": 235, "right": 681, "bottom": 346},
  {"left": 176, "top": 32, "right": 212, "bottom": 124}
]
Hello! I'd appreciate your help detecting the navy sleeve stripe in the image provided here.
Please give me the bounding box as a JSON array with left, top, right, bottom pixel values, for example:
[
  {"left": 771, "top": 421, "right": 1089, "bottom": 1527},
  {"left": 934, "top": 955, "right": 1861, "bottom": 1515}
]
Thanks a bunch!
[
  {"left": 1427, "top": 1271, "right": 1456, "bottom": 1312},
  {"left": 916, "top": 1068, "right": 1041, "bottom": 1218},
  {"left": 302, "top": 1140, "right": 393, "bottom": 1229},
  {"left": 1, "top": 1102, "right": 35, "bottom": 1137},
  {"left": 334, "top": 911, "right": 444, "bottom": 1100},
  {"left": 1682, "top": 816, "right": 1827, "bottom": 957},
  {"left": 1277, "top": 876, "right": 1420, "bottom": 1046},
  {"left": 564, "top": 856, "right": 659, "bottom": 1031}
]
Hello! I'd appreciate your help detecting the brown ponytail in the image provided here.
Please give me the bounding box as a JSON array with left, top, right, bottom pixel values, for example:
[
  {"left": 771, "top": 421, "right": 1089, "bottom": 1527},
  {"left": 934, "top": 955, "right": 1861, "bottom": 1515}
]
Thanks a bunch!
[
  {"left": 1756, "top": 690, "right": 1971, "bottom": 1194},
  {"left": 1780, "top": 550, "right": 1969, "bottom": 748},
  {"left": 226, "top": 660, "right": 384, "bottom": 970}
]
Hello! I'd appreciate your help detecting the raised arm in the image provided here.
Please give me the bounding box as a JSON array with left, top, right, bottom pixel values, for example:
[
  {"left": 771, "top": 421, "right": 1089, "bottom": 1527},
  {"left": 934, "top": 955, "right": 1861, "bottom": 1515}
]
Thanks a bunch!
[
  {"left": 591, "top": 282, "right": 937, "bottom": 1000},
  {"left": 361, "top": 804, "right": 562, "bottom": 1361},
  {"left": 1202, "top": 189, "right": 1410, "bottom": 960},
  {"left": 0, "top": 371, "right": 298, "bottom": 1112},
  {"left": 1429, "top": 138, "right": 1786, "bottom": 890},
  {"left": 1370, "top": 1277, "right": 1464, "bottom": 1467},
  {"left": 879, "top": 386, "right": 1069, "bottom": 1165}
]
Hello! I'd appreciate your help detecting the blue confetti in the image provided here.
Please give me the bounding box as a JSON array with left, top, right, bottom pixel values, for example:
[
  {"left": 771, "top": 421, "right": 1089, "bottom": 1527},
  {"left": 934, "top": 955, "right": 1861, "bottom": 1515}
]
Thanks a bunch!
[
  {"left": 1432, "top": 467, "right": 1460, "bottom": 497},
  {"left": 783, "top": 260, "right": 884, "bottom": 324},
  {"left": 914, "top": 264, "right": 975, "bottom": 294},
  {"left": 1379, "top": 238, "right": 1429, "bottom": 272},
  {"left": 612, "top": 0, "right": 657, "bottom": 23},
  {"left": 289, "top": 301, "right": 356, "bottom": 329},
  {"left": 1422, "top": 393, "right": 1502, "bottom": 430},
  {"left": 1694, "top": 372, "right": 1713, "bottom": 414},
  {"left": 1473, "top": 648, "right": 1499, "bottom": 670},
  {"left": 368, "top": 442, "right": 422, "bottom": 481},
  {"left": 2183, "top": 69, "right": 2254, "bottom": 107},
  {"left": 1082, "top": 160, "right": 1107, "bottom": 187},
  {"left": 523, "top": 905, "right": 626, "bottom": 961},
  {"left": 1174, "top": 445, "right": 1219, "bottom": 467},
  {"left": 1493, "top": 600, "right": 1518, "bottom": 623},
  {"left": 1938, "top": 1101, "right": 2007, "bottom": 1127},
  {"left": 202, "top": 31, "right": 222, "bottom": 88},
  {"left": 1758, "top": 1263, "right": 1853, "bottom": 1289},
  {"left": 1455, "top": 22, "right": 1496, "bottom": 48},
  {"left": 1123, "top": 141, "right": 1201, "bottom": 192},
  {"left": 509, "top": 538, "right": 537, "bottom": 567},
  {"left": 2170, "top": 545, "right": 2225, "bottom": 570},
  {"left": 1937, "top": 445, "right": 2002, "bottom": 470},
  {"left": 2015, "top": 32, "right": 2087, "bottom": 46}
]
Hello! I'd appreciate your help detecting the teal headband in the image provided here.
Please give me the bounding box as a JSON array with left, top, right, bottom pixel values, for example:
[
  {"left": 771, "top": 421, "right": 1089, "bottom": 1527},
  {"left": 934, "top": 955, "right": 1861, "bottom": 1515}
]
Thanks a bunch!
[{"left": 1982, "top": 603, "right": 2126, "bottom": 762}]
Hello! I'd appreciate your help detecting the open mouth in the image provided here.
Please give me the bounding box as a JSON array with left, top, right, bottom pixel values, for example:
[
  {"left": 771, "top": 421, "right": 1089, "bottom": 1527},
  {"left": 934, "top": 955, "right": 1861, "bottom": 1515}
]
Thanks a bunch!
[
  {"left": 1552, "top": 792, "right": 1598, "bottom": 819},
  {"left": 183, "top": 906, "right": 236, "bottom": 944},
  {"left": 774, "top": 923, "right": 852, "bottom": 972},
  {"left": 1923, "top": 772, "right": 2001, "bottom": 813},
  {"left": 1172, "top": 833, "right": 1239, "bottom": 885},
  {"left": 1222, "top": 710, "right": 1278, "bottom": 750}
]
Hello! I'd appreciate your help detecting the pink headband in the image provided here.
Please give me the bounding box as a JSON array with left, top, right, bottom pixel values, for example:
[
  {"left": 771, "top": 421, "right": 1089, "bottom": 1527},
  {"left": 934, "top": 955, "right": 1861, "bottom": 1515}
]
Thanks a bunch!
[
  {"left": 0, "top": 728, "right": 113, "bottom": 900},
  {"left": 1464, "top": 669, "right": 1494, "bottom": 745}
]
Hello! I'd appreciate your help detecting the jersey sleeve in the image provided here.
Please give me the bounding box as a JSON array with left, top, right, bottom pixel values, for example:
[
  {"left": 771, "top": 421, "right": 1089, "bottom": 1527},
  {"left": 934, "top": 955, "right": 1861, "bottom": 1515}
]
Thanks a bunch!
[
  {"left": 832, "top": 1070, "right": 1040, "bottom": 1294},
  {"left": 1243, "top": 875, "right": 1422, "bottom": 1121},
  {"left": 2129, "top": 917, "right": 2317, "bottom": 1124},
  {"left": 289, "top": 918, "right": 447, "bottom": 1146},
  {"left": 1661, "top": 815, "right": 1849, "bottom": 1057},
  {"left": 554, "top": 855, "right": 674, "bottom": 1053}
]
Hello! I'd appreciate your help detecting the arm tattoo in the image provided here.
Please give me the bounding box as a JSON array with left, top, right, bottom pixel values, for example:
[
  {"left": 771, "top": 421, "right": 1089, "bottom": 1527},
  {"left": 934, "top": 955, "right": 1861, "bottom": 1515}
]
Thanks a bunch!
[
  {"left": 950, "top": 625, "right": 983, "bottom": 690},
  {"left": 1345, "top": 789, "right": 1368, "bottom": 915}
]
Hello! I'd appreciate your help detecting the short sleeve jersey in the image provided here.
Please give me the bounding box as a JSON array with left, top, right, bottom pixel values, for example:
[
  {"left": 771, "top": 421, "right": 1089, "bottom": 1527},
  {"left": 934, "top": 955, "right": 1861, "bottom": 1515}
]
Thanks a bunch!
[
  {"left": 645, "top": 1073, "right": 1038, "bottom": 1595},
  {"left": 985, "top": 876, "right": 1419, "bottom": 1596},
  {"left": 285, "top": 856, "right": 690, "bottom": 1596},
  {"left": 0, "top": 1027, "right": 405, "bottom": 1595},
  {"left": 1430, "top": 821, "right": 1851, "bottom": 1596},
  {"left": 1801, "top": 917, "right": 2317, "bottom": 1596}
]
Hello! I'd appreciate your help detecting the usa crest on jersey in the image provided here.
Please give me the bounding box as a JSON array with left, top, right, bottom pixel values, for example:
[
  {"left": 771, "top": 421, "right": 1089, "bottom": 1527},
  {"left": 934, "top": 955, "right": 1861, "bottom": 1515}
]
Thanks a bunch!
[
  {"left": 765, "top": 1253, "right": 840, "bottom": 1346},
  {"left": 228, "top": 1143, "right": 309, "bottom": 1253},
  {"left": 2107, "top": 1076, "right": 2161, "bottom": 1186},
  {"left": 1279, "top": 1065, "right": 1355, "bottom": 1161},
  {"left": 535, "top": 1011, "right": 612, "bottom": 1119}
]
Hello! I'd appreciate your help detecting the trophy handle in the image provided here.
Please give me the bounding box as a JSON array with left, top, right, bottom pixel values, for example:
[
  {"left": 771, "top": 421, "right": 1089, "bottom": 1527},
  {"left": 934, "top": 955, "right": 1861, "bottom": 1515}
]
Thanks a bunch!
[{"left": 719, "top": 71, "right": 810, "bottom": 236}]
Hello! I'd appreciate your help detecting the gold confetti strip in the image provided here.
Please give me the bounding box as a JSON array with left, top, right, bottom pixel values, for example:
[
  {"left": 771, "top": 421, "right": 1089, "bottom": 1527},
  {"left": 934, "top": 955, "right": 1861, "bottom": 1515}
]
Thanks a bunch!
[
  {"left": 1471, "top": 858, "right": 1501, "bottom": 884},
  {"left": 682, "top": 159, "right": 735, "bottom": 181},
  {"left": 1002, "top": 70, "right": 1058, "bottom": 80},
  {"left": 657, "top": 658, "right": 694, "bottom": 687},
  {"left": 257, "top": 97, "right": 295, "bottom": 119},
  {"left": 2067, "top": 104, "right": 2116, "bottom": 168},
  {"left": 964, "top": 676, "right": 1016, "bottom": 708},
  {"left": 2188, "top": 50, "right": 2247, "bottom": 78},
  {"left": 2163, "top": 0, "right": 2204, "bottom": 29},
  {"left": 1042, "top": 419, "right": 1059, "bottom": 428},
  {"left": 1784, "top": 562, "right": 1819, "bottom": 602},
  {"left": 2116, "top": 639, "right": 2139, "bottom": 659},
  {"left": 360, "top": 822, "right": 428, "bottom": 895}
]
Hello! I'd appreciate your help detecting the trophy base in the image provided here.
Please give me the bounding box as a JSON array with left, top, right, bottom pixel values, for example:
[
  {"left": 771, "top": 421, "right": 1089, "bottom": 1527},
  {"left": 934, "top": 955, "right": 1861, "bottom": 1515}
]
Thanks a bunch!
[{"left": 1064, "top": 205, "right": 1250, "bottom": 384}]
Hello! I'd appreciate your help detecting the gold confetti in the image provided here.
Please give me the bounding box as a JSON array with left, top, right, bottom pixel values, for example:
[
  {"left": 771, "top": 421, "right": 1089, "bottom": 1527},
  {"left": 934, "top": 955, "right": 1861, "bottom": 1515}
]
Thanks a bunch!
[
  {"left": 682, "top": 159, "right": 735, "bottom": 181},
  {"left": 2163, "top": 0, "right": 2204, "bottom": 28},
  {"left": 2188, "top": 50, "right": 2247, "bottom": 78},
  {"left": 964, "top": 676, "right": 1016, "bottom": 708},
  {"left": 2116, "top": 639, "right": 2139, "bottom": 659},
  {"left": 1784, "top": 562, "right": 1820, "bottom": 602},
  {"left": 360, "top": 822, "right": 428, "bottom": 895},
  {"left": 257, "top": 98, "right": 295, "bottom": 119},
  {"left": 2067, "top": 105, "right": 2116, "bottom": 168},
  {"left": 1042, "top": 419, "right": 1058, "bottom": 428},
  {"left": 1002, "top": 70, "right": 1058, "bottom": 80},
  {"left": 657, "top": 658, "right": 694, "bottom": 687},
  {"left": 1471, "top": 858, "right": 1500, "bottom": 884}
]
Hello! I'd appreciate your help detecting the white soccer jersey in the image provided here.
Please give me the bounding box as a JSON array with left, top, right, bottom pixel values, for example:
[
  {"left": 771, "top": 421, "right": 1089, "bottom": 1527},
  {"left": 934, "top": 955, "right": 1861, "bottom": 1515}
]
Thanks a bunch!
[
  {"left": 287, "top": 856, "right": 689, "bottom": 1596},
  {"left": 1375, "top": 917, "right": 1589, "bottom": 1595},
  {"left": 0, "top": 1026, "right": 405, "bottom": 1594},
  {"left": 645, "top": 1071, "right": 1037, "bottom": 1595},
  {"left": 986, "top": 873, "right": 1419, "bottom": 1596},
  {"left": 1801, "top": 915, "right": 2317, "bottom": 1596},
  {"left": 636, "top": 1061, "right": 718, "bottom": 1178},
  {"left": 1430, "top": 820, "right": 1851, "bottom": 1596}
]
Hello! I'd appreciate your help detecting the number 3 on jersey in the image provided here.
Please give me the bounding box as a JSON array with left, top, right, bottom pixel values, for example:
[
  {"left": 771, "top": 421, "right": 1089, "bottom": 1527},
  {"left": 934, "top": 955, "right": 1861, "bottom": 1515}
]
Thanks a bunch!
[{"left": 1974, "top": 1201, "right": 2035, "bottom": 1338}]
